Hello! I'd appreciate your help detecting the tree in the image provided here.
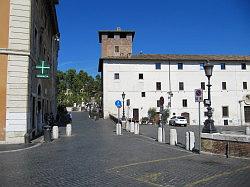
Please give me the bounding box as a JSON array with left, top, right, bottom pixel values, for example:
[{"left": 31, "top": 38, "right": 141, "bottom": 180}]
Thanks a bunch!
[
  {"left": 56, "top": 69, "right": 102, "bottom": 107},
  {"left": 161, "top": 108, "right": 170, "bottom": 124}
]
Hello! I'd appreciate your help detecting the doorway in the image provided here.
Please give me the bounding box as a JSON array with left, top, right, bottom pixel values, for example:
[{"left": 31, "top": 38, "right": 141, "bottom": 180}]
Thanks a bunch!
[
  {"left": 181, "top": 112, "right": 190, "bottom": 125},
  {"left": 133, "top": 109, "right": 139, "bottom": 122},
  {"left": 244, "top": 106, "right": 250, "bottom": 123}
]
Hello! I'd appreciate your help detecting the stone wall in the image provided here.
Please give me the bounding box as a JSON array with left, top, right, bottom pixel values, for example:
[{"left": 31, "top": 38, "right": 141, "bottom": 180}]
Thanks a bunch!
[{"left": 201, "top": 133, "right": 250, "bottom": 157}]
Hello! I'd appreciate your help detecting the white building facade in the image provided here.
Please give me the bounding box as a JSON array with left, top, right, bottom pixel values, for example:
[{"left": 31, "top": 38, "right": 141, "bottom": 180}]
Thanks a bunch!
[{"left": 98, "top": 29, "right": 250, "bottom": 126}]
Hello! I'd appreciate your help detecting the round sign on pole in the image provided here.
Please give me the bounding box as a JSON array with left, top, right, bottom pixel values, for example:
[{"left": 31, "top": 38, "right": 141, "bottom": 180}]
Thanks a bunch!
[{"left": 115, "top": 100, "right": 122, "bottom": 108}]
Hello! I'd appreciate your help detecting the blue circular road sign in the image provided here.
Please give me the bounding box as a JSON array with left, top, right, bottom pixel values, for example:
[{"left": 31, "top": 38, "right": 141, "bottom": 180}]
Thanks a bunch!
[{"left": 115, "top": 100, "right": 122, "bottom": 108}]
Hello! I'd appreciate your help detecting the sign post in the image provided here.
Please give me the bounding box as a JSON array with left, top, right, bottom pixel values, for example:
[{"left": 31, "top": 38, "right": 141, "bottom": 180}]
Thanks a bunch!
[
  {"left": 159, "top": 96, "right": 165, "bottom": 143},
  {"left": 195, "top": 89, "right": 203, "bottom": 153},
  {"left": 115, "top": 100, "right": 122, "bottom": 135}
]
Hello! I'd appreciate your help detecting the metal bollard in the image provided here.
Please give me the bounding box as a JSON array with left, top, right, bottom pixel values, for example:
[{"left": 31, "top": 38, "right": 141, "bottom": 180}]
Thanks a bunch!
[
  {"left": 170, "top": 129, "right": 177, "bottom": 145},
  {"left": 66, "top": 124, "right": 72, "bottom": 136},
  {"left": 52, "top": 126, "right": 59, "bottom": 139}
]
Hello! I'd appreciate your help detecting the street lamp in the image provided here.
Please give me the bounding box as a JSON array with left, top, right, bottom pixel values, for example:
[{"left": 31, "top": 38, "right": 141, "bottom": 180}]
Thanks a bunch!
[
  {"left": 202, "top": 60, "right": 217, "bottom": 133},
  {"left": 122, "top": 92, "right": 126, "bottom": 121}
]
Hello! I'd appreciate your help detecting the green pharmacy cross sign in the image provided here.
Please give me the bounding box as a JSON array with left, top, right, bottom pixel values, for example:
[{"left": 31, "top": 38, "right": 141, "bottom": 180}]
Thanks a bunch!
[{"left": 36, "top": 60, "right": 50, "bottom": 78}]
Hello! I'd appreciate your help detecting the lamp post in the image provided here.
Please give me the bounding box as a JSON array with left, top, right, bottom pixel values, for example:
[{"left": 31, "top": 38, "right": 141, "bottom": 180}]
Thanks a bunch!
[
  {"left": 202, "top": 61, "right": 217, "bottom": 133},
  {"left": 122, "top": 92, "right": 126, "bottom": 121}
]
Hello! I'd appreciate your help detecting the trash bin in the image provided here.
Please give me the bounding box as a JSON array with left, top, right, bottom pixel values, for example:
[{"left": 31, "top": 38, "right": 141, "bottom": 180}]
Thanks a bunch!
[{"left": 43, "top": 125, "right": 52, "bottom": 142}]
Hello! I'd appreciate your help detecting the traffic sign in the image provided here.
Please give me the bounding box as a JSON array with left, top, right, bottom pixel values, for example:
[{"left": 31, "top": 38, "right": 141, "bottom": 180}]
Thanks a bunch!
[
  {"left": 195, "top": 89, "right": 203, "bottom": 102},
  {"left": 115, "top": 100, "right": 122, "bottom": 108}
]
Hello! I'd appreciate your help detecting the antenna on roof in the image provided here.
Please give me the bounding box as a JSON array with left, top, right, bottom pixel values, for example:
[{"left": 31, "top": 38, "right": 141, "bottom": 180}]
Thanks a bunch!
[{"left": 116, "top": 27, "right": 121, "bottom": 31}]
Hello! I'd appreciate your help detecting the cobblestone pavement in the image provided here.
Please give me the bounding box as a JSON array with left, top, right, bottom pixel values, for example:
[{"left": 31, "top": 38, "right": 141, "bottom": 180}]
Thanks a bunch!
[{"left": 0, "top": 112, "right": 249, "bottom": 187}]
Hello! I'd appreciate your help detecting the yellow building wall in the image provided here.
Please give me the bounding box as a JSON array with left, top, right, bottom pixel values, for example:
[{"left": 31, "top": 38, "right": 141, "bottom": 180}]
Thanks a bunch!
[{"left": 0, "top": 0, "right": 10, "bottom": 140}]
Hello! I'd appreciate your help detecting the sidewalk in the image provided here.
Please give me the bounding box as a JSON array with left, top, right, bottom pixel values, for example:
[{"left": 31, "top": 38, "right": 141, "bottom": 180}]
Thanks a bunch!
[{"left": 0, "top": 135, "right": 43, "bottom": 153}]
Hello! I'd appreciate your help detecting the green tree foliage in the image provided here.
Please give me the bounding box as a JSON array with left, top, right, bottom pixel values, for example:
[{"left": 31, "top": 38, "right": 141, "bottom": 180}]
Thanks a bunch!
[
  {"left": 148, "top": 107, "right": 157, "bottom": 121},
  {"left": 56, "top": 69, "right": 102, "bottom": 107},
  {"left": 162, "top": 108, "right": 170, "bottom": 124}
]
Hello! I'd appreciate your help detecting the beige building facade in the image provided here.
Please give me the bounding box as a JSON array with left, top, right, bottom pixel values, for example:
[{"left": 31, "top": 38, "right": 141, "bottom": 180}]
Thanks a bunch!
[{"left": 0, "top": 0, "right": 60, "bottom": 143}]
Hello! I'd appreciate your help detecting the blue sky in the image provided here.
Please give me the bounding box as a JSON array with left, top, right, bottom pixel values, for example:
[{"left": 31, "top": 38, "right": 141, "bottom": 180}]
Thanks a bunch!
[{"left": 56, "top": 0, "right": 250, "bottom": 76}]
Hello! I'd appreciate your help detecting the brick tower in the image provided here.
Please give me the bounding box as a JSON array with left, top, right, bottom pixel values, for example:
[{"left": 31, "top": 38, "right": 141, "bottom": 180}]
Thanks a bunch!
[{"left": 98, "top": 28, "right": 135, "bottom": 58}]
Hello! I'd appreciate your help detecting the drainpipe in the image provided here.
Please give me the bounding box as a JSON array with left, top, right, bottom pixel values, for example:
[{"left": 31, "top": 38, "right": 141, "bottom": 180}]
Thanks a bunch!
[{"left": 239, "top": 100, "right": 243, "bottom": 126}]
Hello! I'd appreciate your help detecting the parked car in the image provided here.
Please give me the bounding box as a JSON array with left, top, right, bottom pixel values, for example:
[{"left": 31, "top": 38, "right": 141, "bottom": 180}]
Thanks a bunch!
[{"left": 169, "top": 116, "right": 187, "bottom": 126}]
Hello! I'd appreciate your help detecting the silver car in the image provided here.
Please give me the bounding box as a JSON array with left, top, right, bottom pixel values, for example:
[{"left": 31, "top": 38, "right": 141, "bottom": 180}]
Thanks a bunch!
[{"left": 169, "top": 116, "right": 187, "bottom": 126}]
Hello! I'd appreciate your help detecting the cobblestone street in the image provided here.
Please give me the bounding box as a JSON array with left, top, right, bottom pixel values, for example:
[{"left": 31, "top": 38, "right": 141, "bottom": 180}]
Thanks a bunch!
[{"left": 0, "top": 112, "right": 250, "bottom": 187}]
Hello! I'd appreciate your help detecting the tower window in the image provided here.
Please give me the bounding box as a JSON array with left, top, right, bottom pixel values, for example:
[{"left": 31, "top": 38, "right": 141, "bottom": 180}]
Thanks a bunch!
[
  {"left": 115, "top": 46, "right": 119, "bottom": 52},
  {"left": 243, "top": 82, "right": 247, "bottom": 90},
  {"left": 141, "top": 92, "right": 145, "bottom": 97},
  {"left": 155, "top": 63, "right": 161, "bottom": 70},
  {"left": 114, "top": 73, "right": 119, "bottom": 80},
  {"left": 156, "top": 82, "right": 161, "bottom": 90},
  {"left": 178, "top": 63, "right": 183, "bottom": 70}
]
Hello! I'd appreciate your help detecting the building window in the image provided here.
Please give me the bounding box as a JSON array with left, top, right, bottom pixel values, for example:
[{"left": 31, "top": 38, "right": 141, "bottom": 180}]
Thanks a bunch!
[
  {"left": 179, "top": 82, "right": 184, "bottom": 91},
  {"left": 182, "top": 99, "right": 187, "bottom": 107},
  {"left": 115, "top": 46, "right": 119, "bottom": 52},
  {"left": 222, "top": 106, "right": 229, "bottom": 117},
  {"left": 155, "top": 63, "right": 161, "bottom": 70},
  {"left": 157, "top": 100, "right": 160, "bottom": 107},
  {"left": 221, "top": 63, "right": 226, "bottom": 70},
  {"left": 139, "top": 73, "right": 143, "bottom": 80},
  {"left": 141, "top": 92, "right": 145, "bottom": 97},
  {"left": 34, "top": 28, "right": 37, "bottom": 54},
  {"left": 241, "top": 63, "right": 246, "bottom": 70},
  {"left": 243, "top": 82, "right": 247, "bottom": 90},
  {"left": 224, "top": 120, "right": 229, "bottom": 125},
  {"left": 156, "top": 82, "right": 161, "bottom": 90},
  {"left": 222, "top": 82, "right": 227, "bottom": 90},
  {"left": 178, "top": 63, "right": 183, "bottom": 70},
  {"left": 201, "top": 82, "right": 205, "bottom": 90},
  {"left": 200, "top": 63, "right": 204, "bottom": 70},
  {"left": 114, "top": 73, "right": 119, "bottom": 80}
]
